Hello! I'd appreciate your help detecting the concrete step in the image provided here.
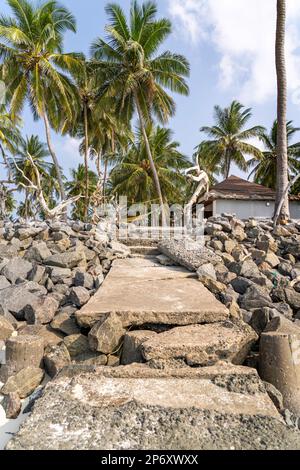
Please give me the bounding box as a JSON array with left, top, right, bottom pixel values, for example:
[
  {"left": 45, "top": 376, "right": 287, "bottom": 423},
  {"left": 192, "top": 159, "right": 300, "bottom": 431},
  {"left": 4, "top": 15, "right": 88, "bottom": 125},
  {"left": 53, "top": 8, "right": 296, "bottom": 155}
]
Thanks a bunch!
[
  {"left": 129, "top": 246, "right": 161, "bottom": 256},
  {"left": 119, "top": 238, "right": 159, "bottom": 247}
]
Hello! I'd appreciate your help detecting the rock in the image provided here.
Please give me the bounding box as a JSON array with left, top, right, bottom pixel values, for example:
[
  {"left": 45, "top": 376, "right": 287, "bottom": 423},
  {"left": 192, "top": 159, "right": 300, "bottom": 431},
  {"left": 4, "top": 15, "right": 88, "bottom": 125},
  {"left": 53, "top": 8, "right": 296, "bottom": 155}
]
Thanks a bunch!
[
  {"left": 240, "top": 285, "right": 273, "bottom": 310},
  {"left": 73, "top": 351, "right": 107, "bottom": 366},
  {"left": 200, "top": 276, "right": 227, "bottom": 295},
  {"left": 109, "top": 241, "right": 130, "bottom": 257},
  {"left": 260, "top": 317, "right": 300, "bottom": 414},
  {"left": 2, "top": 392, "right": 22, "bottom": 419},
  {"left": 63, "top": 334, "right": 89, "bottom": 358},
  {"left": 1, "top": 367, "right": 44, "bottom": 398},
  {"left": 229, "top": 259, "right": 261, "bottom": 279},
  {"left": 0, "top": 244, "right": 18, "bottom": 259},
  {"left": 158, "top": 238, "right": 222, "bottom": 271},
  {"left": 24, "top": 295, "right": 59, "bottom": 325},
  {"left": 28, "top": 265, "right": 47, "bottom": 284},
  {"left": 265, "top": 252, "right": 280, "bottom": 268},
  {"left": 197, "top": 263, "right": 216, "bottom": 280},
  {"left": 0, "top": 275, "right": 10, "bottom": 289},
  {"left": 121, "top": 330, "right": 157, "bottom": 365},
  {"left": 156, "top": 254, "right": 176, "bottom": 266},
  {"left": 74, "top": 271, "right": 94, "bottom": 290},
  {"left": 142, "top": 321, "right": 258, "bottom": 366},
  {"left": 224, "top": 240, "right": 236, "bottom": 254},
  {"left": 1, "top": 257, "right": 33, "bottom": 284},
  {"left": 2, "top": 335, "right": 44, "bottom": 381},
  {"left": 50, "top": 312, "right": 80, "bottom": 336},
  {"left": 264, "top": 382, "right": 284, "bottom": 411},
  {"left": 19, "top": 325, "right": 64, "bottom": 348},
  {"left": 231, "top": 277, "right": 254, "bottom": 295},
  {"left": 49, "top": 267, "right": 72, "bottom": 284},
  {"left": 284, "top": 288, "right": 300, "bottom": 310},
  {"left": 15, "top": 226, "right": 44, "bottom": 241},
  {"left": 69, "top": 286, "right": 90, "bottom": 307},
  {"left": 250, "top": 308, "right": 271, "bottom": 334},
  {"left": 25, "top": 242, "right": 51, "bottom": 263},
  {"left": 0, "top": 282, "right": 47, "bottom": 320},
  {"left": 44, "top": 343, "right": 71, "bottom": 378},
  {"left": 7, "top": 364, "right": 300, "bottom": 450},
  {"left": 0, "top": 316, "right": 14, "bottom": 341},
  {"left": 88, "top": 313, "right": 126, "bottom": 354},
  {"left": 45, "top": 249, "right": 85, "bottom": 269}
]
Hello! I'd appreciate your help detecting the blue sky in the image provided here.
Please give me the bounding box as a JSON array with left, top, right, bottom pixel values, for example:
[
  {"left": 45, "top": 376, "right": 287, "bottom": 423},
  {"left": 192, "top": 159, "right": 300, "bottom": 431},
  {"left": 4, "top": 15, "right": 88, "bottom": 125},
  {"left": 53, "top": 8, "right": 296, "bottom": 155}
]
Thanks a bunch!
[{"left": 1, "top": 0, "right": 300, "bottom": 182}]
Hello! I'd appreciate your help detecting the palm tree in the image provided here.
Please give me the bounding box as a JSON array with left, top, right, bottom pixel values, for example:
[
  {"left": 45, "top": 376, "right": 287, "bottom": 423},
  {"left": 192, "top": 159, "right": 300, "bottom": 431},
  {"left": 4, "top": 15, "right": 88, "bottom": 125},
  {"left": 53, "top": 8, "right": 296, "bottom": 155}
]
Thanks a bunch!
[
  {"left": 110, "top": 124, "right": 189, "bottom": 205},
  {"left": 199, "top": 101, "right": 264, "bottom": 179},
  {"left": 66, "top": 164, "right": 98, "bottom": 221},
  {"left": 0, "top": 0, "right": 80, "bottom": 201},
  {"left": 91, "top": 1, "right": 190, "bottom": 220},
  {"left": 9, "top": 135, "right": 55, "bottom": 218},
  {"left": 274, "top": 0, "right": 289, "bottom": 223},
  {"left": 193, "top": 142, "right": 222, "bottom": 186},
  {"left": 248, "top": 120, "right": 300, "bottom": 189}
]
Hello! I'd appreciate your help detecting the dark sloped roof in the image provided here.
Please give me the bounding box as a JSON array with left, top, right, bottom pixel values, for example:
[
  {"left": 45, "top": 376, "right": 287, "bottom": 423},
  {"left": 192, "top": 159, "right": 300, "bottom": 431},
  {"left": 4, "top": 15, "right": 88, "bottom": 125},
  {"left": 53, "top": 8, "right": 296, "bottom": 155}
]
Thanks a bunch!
[
  {"left": 205, "top": 175, "right": 300, "bottom": 202},
  {"left": 210, "top": 175, "right": 275, "bottom": 198}
]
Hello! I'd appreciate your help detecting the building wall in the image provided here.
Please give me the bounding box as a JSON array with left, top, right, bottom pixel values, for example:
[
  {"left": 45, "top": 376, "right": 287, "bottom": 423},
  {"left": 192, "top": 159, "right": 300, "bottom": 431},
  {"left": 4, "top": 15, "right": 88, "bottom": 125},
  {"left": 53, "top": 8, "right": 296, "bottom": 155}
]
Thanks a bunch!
[{"left": 214, "top": 199, "right": 300, "bottom": 220}]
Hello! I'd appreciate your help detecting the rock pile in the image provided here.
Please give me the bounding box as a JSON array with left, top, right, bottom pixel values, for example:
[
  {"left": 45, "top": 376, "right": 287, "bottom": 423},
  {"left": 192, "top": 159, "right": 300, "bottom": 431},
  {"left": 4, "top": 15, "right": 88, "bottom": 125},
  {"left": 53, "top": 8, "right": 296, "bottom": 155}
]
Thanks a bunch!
[{"left": 0, "top": 220, "right": 130, "bottom": 415}]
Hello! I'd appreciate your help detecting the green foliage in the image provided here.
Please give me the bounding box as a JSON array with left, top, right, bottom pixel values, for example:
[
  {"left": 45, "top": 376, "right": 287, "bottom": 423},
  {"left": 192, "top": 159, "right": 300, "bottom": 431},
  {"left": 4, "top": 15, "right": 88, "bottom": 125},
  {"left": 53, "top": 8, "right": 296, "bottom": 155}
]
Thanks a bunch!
[
  {"left": 198, "top": 101, "right": 264, "bottom": 179},
  {"left": 66, "top": 163, "right": 98, "bottom": 220},
  {"left": 248, "top": 120, "right": 300, "bottom": 190},
  {"left": 110, "top": 123, "right": 190, "bottom": 205}
]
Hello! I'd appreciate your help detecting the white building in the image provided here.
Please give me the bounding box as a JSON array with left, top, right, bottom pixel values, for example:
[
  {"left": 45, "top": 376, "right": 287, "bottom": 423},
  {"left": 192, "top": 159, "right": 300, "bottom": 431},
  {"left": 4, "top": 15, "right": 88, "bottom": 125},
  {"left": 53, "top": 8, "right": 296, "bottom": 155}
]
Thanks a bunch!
[{"left": 203, "top": 175, "right": 300, "bottom": 220}]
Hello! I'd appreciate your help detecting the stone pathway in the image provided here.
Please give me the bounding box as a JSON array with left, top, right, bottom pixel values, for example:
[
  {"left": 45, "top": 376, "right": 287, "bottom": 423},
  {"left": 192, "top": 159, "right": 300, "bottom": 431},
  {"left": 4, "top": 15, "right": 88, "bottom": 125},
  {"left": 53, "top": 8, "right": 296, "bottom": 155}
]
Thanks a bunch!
[
  {"left": 7, "top": 253, "right": 300, "bottom": 450},
  {"left": 76, "top": 257, "right": 229, "bottom": 328}
]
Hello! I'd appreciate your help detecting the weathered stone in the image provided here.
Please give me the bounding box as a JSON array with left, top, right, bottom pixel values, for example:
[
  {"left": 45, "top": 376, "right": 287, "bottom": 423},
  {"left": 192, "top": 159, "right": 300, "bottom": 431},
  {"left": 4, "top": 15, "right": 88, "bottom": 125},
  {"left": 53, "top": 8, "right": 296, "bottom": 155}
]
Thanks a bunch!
[
  {"left": 158, "top": 238, "right": 222, "bottom": 271},
  {"left": 265, "top": 252, "right": 280, "bottom": 268},
  {"left": 260, "top": 317, "right": 300, "bottom": 414},
  {"left": 122, "top": 330, "right": 157, "bottom": 365},
  {"left": 1, "top": 367, "right": 44, "bottom": 398},
  {"left": 0, "top": 274, "right": 10, "bottom": 289},
  {"left": 44, "top": 343, "right": 71, "bottom": 378},
  {"left": 49, "top": 267, "right": 72, "bottom": 284},
  {"left": 50, "top": 312, "right": 80, "bottom": 336},
  {"left": 24, "top": 295, "right": 59, "bottom": 325},
  {"left": 73, "top": 351, "right": 107, "bottom": 366},
  {"left": 1, "top": 257, "right": 33, "bottom": 283},
  {"left": 197, "top": 263, "right": 216, "bottom": 280},
  {"left": 28, "top": 265, "right": 47, "bottom": 284},
  {"left": 25, "top": 242, "right": 51, "bottom": 262},
  {"left": 263, "top": 382, "right": 284, "bottom": 411},
  {"left": 142, "top": 321, "right": 258, "bottom": 366},
  {"left": 19, "top": 325, "right": 64, "bottom": 348},
  {"left": 45, "top": 249, "right": 85, "bottom": 269},
  {"left": 0, "top": 282, "right": 47, "bottom": 320},
  {"left": 0, "top": 316, "right": 14, "bottom": 341},
  {"left": 2, "top": 392, "right": 22, "bottom": 419},
  {"left": 229, "top": 259, "right": 261, "bottom": 279},
  {"left": 8, "top": 364, "right": 300, "bottom": 450},
  {"left": 156, "top": 254, "right": 176, "bottom": 266},
  {"left": 69, "top": 286, "right": 90, "bottom": 307},
  {"left": 200, "top": 276, "right": 227, "bottom": 295},
  {"left": 231, "top": 277, "right": 254, "bottom": 294},
  {"left": 240, "top": 285, "right": 273, "bottom": 310},
  {"left": 0, "top": 244, "right": 18, "bottom": 259},
  {"left": 88, "top": 312, "right": 126, "bottom": 354},
  {"left": 63, "top": 334, "right": 89, "bottom": 358},
  {"left": 15, "top": 226, "right": 44, "bottom": 241},
  {"left": 74, "top": 271, "right": 94, "bottom": 290},
  {"left": 284, "top": 288, "right": 300, "bottom": 310},
  {"left": 3, "top": 334, "right": 44, "bottom": 381}
]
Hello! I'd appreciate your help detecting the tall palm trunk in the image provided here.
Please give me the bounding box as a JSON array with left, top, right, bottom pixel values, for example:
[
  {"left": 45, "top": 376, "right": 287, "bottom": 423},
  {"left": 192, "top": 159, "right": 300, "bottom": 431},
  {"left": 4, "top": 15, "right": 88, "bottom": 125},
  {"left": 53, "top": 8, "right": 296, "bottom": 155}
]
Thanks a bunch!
[
  {"left": 274, "top": 0, "right": 290, "bottom": 223},
  {"left": 83, "top": 103, "right": 89, "bottom": 221},
  {"left": 134, "top": 94, "right": 166, "bottom": 225},
  {"left": 42, "top": 110, "right": 66, "bottom": 202},
  {"left": 103, "top": 160, "right": 108, "bottom": 198}
]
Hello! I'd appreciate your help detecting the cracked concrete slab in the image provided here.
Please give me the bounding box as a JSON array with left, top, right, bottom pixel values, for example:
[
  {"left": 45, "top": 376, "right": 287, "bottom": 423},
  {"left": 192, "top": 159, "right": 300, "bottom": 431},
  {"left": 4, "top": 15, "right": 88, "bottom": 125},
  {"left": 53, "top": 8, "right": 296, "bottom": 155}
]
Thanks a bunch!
[{"left": 76, "top": 258, "right": 229, "bottom": 328}]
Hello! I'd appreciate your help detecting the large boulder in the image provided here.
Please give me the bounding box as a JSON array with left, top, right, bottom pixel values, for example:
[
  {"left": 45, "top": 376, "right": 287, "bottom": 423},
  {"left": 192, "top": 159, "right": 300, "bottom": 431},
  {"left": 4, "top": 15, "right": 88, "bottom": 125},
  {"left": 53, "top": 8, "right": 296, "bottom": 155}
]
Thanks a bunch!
[
  {"left": 0, "top": 282, "right": 47, "bottom": 320},
  {"left": 88, "top": 313, "right": 126, "bottom": 354},
  {"left": 1, "top": 367, "right": 44, "bottom": 398},
  {"left": 44, "top": 249, "right": 85, "bottom": 269}
]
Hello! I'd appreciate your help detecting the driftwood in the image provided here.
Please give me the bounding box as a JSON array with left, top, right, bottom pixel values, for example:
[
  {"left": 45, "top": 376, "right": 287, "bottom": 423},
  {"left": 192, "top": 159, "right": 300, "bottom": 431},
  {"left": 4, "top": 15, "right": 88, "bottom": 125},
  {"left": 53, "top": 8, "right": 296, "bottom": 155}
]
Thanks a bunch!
[{"left": 11, "top": 153, "right": 82, "bottom": 220}]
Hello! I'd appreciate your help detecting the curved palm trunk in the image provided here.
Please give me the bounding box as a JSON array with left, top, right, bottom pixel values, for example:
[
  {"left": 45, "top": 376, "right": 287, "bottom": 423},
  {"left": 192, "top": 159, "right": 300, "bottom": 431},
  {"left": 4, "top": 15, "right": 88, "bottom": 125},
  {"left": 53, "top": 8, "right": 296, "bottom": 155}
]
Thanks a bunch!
[
  {"left": 134, "top": 94, "right": 167, "bottom": 225},
  {"left": 43, "top": 111, "right": 66, "bottom": 202},
  {"left": 83, "top": 103, "right": 89, "bottom": 221},
  {"left": 274, "top": 0, "right": 290, "bottom": 223},
  {"left": 103, "top": 160, "right": 108, "bottom": 198}
]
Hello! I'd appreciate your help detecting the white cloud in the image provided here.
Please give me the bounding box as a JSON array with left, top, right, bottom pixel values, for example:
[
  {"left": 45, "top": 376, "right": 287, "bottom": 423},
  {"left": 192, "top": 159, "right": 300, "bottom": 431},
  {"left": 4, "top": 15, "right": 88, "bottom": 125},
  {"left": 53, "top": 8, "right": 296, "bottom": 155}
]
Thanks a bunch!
[{"left": 169, "top": 0, "right": 300, "bottom": 104}]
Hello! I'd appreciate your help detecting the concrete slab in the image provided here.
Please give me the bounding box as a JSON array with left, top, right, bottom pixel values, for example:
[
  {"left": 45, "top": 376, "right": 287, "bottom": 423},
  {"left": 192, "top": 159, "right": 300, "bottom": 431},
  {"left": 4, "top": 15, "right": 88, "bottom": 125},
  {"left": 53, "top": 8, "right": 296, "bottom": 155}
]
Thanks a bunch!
[
  {"left": 76, "top": 258, "right": 228, "bottom": 328},
  {"left": 7, "top": 364, "right": 299, "bottom": 450}
]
